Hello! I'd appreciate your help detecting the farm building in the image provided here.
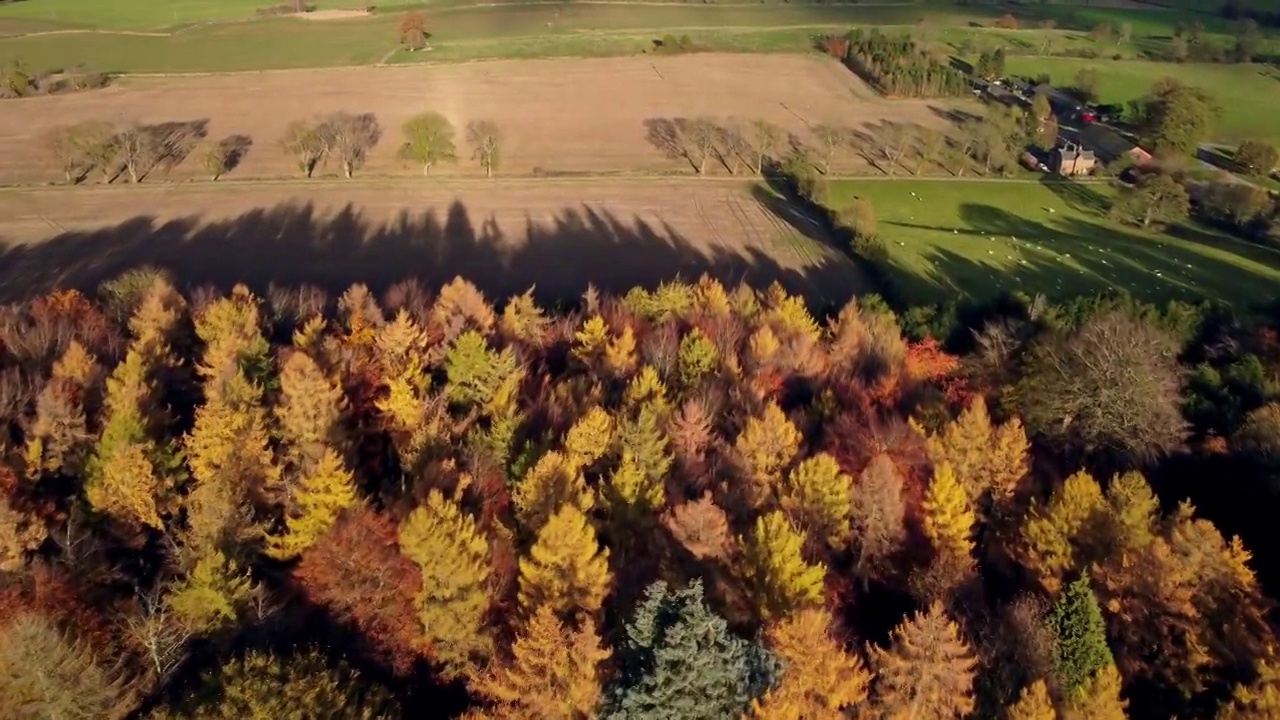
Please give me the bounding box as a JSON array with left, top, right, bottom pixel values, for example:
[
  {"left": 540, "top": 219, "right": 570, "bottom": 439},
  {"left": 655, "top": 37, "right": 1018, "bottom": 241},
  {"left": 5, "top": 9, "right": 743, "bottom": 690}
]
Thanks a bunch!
[
  {"left": 1052, "top": 143, "right": 1097, "bottom": 176},
  {"left": 1076, "top": 124, "right": 1152, "bottom": 165}
]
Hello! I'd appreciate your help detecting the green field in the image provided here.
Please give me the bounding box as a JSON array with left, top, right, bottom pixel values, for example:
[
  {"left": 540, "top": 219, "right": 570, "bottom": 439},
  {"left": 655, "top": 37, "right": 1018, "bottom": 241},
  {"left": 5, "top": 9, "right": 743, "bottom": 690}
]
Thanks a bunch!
[
  {"left": 825, "top": 178, "right": 1280, "bottom": 307},
  {"left": 1004, "top": 56, "right": 1280, "bottom": 143}
]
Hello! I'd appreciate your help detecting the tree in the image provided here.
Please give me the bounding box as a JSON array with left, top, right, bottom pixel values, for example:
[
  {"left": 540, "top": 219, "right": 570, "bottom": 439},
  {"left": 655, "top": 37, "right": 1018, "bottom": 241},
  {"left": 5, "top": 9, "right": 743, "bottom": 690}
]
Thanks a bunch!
[
  {"left": 467, "top": 120, "right": 502, "bottom": 177},
  {"left": 398, "top": 10, "right": 430, "bottom": 51},
  {"left": 1088, "top": 22, "right": 1114, "bottom": 44},
  {"left": 518, "top": 504, "right": 610, "bottom": 621},
  {"left": 398, "top": 112, "right": 456, "bottom": 175},
  {"left": 838, "top": 196, "right": 877, "bottom": 241},
  {"left": 1018, "top": 471, "right": 1106, "bottom": 592},
  {"left": 747, "top": 119, "right": 782, "bottom": 175},
  {"left": 734, "top": 402, "right": 802, "bottom": 508},
  {"left": 116, "top": 123, "right": 159, "bottom": 183},
  {"left": 1005, "top": 680, "right": 1055, "bottom": 720},
  {"left": 1073, "top": 68, "right": 1101, "bottom": 104},
  {"left": 72, "top": 119, "right": 119, "bottom": 183},
  {"left": 749, "top": 608, "right": 872, "bottom": 719},
  {"left": 662, "top": 493, "right": 732, "bottom": 561},
  {"left": 605, "top": 580, "right": 777, "bottom": 720},
  {"left": 1060, "top": 663, "right": 1127, "bottom": 720},
  {"left": 1235, "top": 139, "right": 1279, "bottom": 177},
  {"left": 780, "top": 453, "right": 852, "bottom": 547},
  {"left": 281, "top": 120, "right": 327, "bottom": 178},
  {"left": 923, "top": 463, "right": 975, "bottom": 562},
  {"left": 266, "top": 449, "right": 358, "bottom": 559},
  {"left": 679, "top": 117, "right": 718, "bottom": 175},
  {"left": 43, "top": 125, "right": 90, "bottom": 184},
  {"left": 1232, "top": 18, "right": 1261, "bottom": 63},
  {"left": 321, "top": 112, "right": 380, "bottom": 179},
  {"left": 1047, "top": 574, "right": 1114, "bottom": 701},
  {"left": 740, "top": 511, "right": 826, "bottom": 620},
  {"left": 274, "top": 350, "right": 347, "bottom": 473},
  {"left": 869, "top": 603, "right": 977, "bottom": 719},
  {"left": 1110, "top": 172, "right": 1189, "bottom": 229},
  {"left": 849, "top": 454, "right": 907, "bottom": 581},
  {"left": 1137, "top": 79, "right": 1217, "bottom": 156},
  {"left": 924, "top": 395, "right": 1029, "bottom": 510},
  {"left": 155, "top": 647, "right": 396, "bottom": 719},
  {"left": 1015, "top": 310, "right": 1186, "bottom": 464},
  {"left": 813, "top": 124, "right": 845, "bottom": 175},
  {"left": 474, "top": 605, "right": 609, "bottom": 720},
  {"left": 399, "top": 490, "right": 493, "bottom": 677},
  {"left": 0, "top": 613, "right": 127, "bottom": 720},
  {"left": 201, "top": 141, "right": 231, "bottom": 181},
  {"left": 1219, "top": 658, "right": 1280, "bottom": 720}
]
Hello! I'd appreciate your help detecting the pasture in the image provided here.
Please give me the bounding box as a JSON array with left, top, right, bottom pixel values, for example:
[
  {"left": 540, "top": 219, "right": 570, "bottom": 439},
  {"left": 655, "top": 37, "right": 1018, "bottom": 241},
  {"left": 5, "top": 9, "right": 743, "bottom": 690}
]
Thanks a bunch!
[
  {"left": 825, "top": 178, "right": 1280, "bottom": 306},
  {"left": 0, "top": 177, "right": 864, "bottom": 306},
  {"left": 1003, "top": 56, "right": 1280, "bottom": 143},
  {"left": 0, "top": 53, "right": 963, "bottom": 185}
]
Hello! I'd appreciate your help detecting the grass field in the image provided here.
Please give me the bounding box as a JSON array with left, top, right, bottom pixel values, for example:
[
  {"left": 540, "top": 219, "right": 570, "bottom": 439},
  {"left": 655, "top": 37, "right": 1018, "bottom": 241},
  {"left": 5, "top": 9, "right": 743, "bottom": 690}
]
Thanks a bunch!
[
  {"left": 1004, "top": 56, "right": 1280, "bottom": 142},
  {"left": 825, "top": 178, "right": 1280, "bottom": 306}
]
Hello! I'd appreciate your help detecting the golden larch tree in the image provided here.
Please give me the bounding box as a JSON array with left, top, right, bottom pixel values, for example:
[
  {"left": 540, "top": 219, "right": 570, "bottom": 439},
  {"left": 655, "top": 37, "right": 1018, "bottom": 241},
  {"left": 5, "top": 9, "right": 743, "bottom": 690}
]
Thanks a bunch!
[
  {"left": 624, "top": 365, "right": 670, "bottom": 414},
  {"left": 474, "top": 604, "right": 610, "bottom": 719},
  {"left": 734, "top": 402, "right": 802, "bottom": 508},
  {"left": 518, "top": 504, "right": 610, "bottom": 621},
  {"left": 1061, "top": 664, "right": 1128, "bottom": 720},
  {"left": 1219, "top": 657, "right": 1280, "bottom": 720},
  {"left": 512, "top": 450, "right": 593, "bottom": 533},
  {"left": 1005, "top": 680, "right": 1055, "bottom": 720},
  {"left": 780, "top": 452, "right": 852, "bottom": 548},
  {"left": 274, "top": 350, "right": 348, "bottom": 473},
  {"left": 398, "top": 490, "right": 493, "bottom": 678},
  {"left": 498, "top": 288, "right": 549, "bottom": 347},
  {"left": 572, "top": 315, "right": 610, "bottom": 369},
  {"left": 869, "top": 602, "right": 977, "bottom": 720},
  {"left": 750, "top": 607, "right": 872, "bottom": 719},
  {"left": 605, "top": 324, "right": 639, "bottom": 378},
  {"left": 924, "top": 396, "right": 1029, "bottom": 508},
  {"left": 266, "top": 448, "right": 359, "bottom": 560},
  {"left": 185, "top": 368, "right": 282, "bottom": 508},
  {"left": 563, "top": 406, "right": 614, "bottom": 471},
  {"left": 1018, "top": 470, "right": 1106, "bottom": 593},
  {"left": 923, "top": 463, "right": 975, "bottom": 562},
  {"left": 740, "top": 511, "right": 826, "bottom": 620},
  {"left": 602, "top": 450, "right": 665, "bottom": 522}
]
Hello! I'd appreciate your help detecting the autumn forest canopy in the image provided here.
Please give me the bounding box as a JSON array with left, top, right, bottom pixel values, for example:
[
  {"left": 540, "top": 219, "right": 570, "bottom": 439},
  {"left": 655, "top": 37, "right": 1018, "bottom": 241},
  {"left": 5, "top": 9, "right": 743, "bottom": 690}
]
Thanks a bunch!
[{"left": 2, "top": 270, "right": 1280, "bottom": 719}]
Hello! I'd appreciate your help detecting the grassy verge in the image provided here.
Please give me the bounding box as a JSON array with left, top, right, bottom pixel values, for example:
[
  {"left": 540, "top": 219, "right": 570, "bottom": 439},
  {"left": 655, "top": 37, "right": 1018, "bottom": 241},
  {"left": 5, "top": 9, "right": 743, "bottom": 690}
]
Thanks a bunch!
[
  {"left": 826, "top": 177, "right": 1280, "bottom": 306},
  {"left": 1003, "top": 56, "right": 1280, "bottom": 143}
]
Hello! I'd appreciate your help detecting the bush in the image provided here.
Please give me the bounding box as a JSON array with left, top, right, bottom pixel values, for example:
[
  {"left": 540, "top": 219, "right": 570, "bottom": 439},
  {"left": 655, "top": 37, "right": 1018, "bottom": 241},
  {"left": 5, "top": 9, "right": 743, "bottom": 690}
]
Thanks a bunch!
[{"left": 995, "top": 13, "right": 1019, "bottom": 30}]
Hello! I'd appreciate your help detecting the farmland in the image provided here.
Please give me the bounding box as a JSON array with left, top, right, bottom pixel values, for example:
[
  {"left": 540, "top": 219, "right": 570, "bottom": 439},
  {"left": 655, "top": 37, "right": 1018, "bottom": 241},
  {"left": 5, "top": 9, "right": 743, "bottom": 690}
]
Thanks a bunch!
[{"left": 826, "top": 178, "right": 1280, "bottom": 307}]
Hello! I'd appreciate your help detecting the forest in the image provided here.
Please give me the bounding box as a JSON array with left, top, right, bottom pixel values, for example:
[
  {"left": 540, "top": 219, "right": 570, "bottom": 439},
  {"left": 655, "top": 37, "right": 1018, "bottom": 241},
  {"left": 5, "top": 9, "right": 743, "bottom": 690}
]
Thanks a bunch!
[
  {"left": 834, "top": 29, "right": 970, "bottom": 99},
  {"left": 1, "top": 270, "right": 1279, "bottom": 719}
]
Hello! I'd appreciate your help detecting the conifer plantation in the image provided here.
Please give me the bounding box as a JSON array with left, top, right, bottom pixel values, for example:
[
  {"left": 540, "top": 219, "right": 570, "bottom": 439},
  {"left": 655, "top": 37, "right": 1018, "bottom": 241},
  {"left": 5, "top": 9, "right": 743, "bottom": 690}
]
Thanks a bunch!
[{"left": 2, "top": 270, "right": 1280, "bottom": 719}]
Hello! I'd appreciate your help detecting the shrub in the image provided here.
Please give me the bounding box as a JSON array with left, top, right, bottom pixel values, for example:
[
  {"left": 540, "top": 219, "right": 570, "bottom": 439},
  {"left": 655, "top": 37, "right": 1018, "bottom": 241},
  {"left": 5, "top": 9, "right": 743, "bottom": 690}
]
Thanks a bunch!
[{"left": 995, "top": 14, "right": 1019, "bottom": 30}]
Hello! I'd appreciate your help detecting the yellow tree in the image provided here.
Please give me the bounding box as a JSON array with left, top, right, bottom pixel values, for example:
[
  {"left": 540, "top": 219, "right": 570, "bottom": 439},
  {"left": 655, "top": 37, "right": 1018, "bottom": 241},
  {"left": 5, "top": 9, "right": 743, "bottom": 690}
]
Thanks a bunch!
[
  {"left": 923, "top": 463, "right": 975, "bottom": 561},
  {"left": 1061, "top": 664, "right": 1128, "bottom": 720},
  {"left": 1005, "top": 680, "right": 1055, "bottom": 720},
  {"left": 85, "top": 442, "right": 165, "bottom": 532},
  {"left": 750, "top": 607, "right": 872, "bottom": 720},
  {"left": 1219, "top": 657, "right": 1280, "bottom": 720},
  {"left": 869, "top": 603, "right": 977, "bottom": 720},
  {"left": 518, "top": 504, "right": 610, "bottom": 621},
  {"left": 624, "top": 366, "right": 670, "bottom": 414},
  {"left": 563, "top": 407, "right": 614, "bottom": 472},
  {"left": 512, "top": 450, "right": 593, "bottom": 533},
  {"left": 168, "top": 549, "right": 255, "bottom": 633},
  {"left": 602, "top": 450, "right": 664, "bottom": 522},
  {"left": 924, "top": 396, "right": 1029, "bottom": 508},
  {"left": 734, "top": 402, "right": 802, "bottom": 508},
  {"left": 572, "top": 315, "right": 610, "bottom": 369},
  {"left": 266, "top": 449, "right": 359, "bottom": 560},
  {"left": 740, "top": 511, "right": 826, "bottom": 620},
  {"left": 193, "top": 285, "right": 269, "bottom": 380},
  {"left": 605, "top": 325, "right": 638, "bottom": 378},
  {"left": 24, "top": 342, "right": 98, "bottom": 479},
  {"left": 499, "top": 288, "right": 549, "bottom": 347},
  {"left": 185, "top": 368, "right": 282, "bottom": 509},
  {"left": 780, "top": 453, "right": 852, "bottom": 548},
  {"left": 274, "top": 350, "right": 348, "bottom": 473},
  {"left": 399, "top": 490, "right": 493, "bottom": 678},
  {"left": 1018, "top": 470, "right": 1106, "bottom": 593},
  {"left": 474, "top": 605, "right": 610, "bottom": 719}
]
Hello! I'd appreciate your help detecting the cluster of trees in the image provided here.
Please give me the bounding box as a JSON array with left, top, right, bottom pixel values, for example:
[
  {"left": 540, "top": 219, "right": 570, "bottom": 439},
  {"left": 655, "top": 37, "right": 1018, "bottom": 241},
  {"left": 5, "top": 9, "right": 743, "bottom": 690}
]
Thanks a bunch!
[
  {"left": 41, "top": 120, "right": 223, "bottom": 185},
  {"left": 827, "top": 29, "right": 970, "bottom": 98},
  {"left": 1159, "top": 18, "right": 1264, "bottom": 64},
  {"left": 2, "top": 271, "right": 1279, "bottom": 719},
  {"left": 280, "top": 112, "right": 502, "bottom": 179},
  {"left": 0, "top": 59, "right": 107, "bottom": 99}
]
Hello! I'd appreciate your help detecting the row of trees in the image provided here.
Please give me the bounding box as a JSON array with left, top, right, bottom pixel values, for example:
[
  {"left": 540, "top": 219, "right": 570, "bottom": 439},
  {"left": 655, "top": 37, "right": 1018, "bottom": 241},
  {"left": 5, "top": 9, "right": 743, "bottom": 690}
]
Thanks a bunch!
[
  {"left": 41, "top": 120, "right": 231, "bottom": 185},
  {"left": 1, "top": 269, "right": 1278, "bottom": 717},
  {"left": 824, "top": 29, "right": 970, "bottom": 98}
]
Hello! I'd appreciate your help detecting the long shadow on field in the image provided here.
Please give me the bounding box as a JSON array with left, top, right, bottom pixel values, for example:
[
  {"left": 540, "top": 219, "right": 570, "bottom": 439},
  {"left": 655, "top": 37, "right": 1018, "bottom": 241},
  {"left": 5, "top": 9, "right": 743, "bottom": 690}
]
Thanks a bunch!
[{"left": 0, "top": 199, "right": 865, "bottom": 311}]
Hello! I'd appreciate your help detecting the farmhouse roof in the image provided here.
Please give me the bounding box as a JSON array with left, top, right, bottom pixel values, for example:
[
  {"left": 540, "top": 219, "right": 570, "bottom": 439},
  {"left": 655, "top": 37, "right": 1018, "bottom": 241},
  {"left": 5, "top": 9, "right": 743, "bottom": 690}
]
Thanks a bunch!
[{"left": 1077, "top": 124, "right": 1139, "bottom": 162}]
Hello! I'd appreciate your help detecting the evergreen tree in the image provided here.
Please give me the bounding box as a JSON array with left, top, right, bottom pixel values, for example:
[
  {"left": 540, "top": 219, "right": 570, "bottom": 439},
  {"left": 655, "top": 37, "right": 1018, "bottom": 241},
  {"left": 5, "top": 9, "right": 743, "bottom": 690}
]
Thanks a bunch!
[
  {"left": 741, "top": 511, "right": 826, "bottom": 620},
  {"left": 518, "top": 504, "right": 610, "bottom": 621},
  {"left": 1047, "top": 574, "right": 1114, "bottom": 701},
  {"left": 398, "top": 490, "right": 492, "bottom": 677},
  {"left": 869, "top": 603, "right": 977, "bottom": 719},
  {"left": 615, "top": 402, "right": 673, "bottom": 489},
  {"left": 266, "top": 448, "right": 358, "bottom": 560},
  {"left": 606, "top": 581, "right": 778, "bottom": 720},
  {"left": 475, "top": 605, "right": 609, "bottom": 719},
  {"left": 750, "top": 607, "right": 872, "bottom": 719}
]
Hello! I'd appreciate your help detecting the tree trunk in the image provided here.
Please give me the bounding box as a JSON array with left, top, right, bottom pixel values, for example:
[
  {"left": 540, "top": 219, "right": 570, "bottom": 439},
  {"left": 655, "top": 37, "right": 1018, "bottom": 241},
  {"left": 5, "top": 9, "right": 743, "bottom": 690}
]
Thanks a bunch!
[
  {"left": 486, "top": 162, "right": 492, "bottom": 178},
  {"left": 128, "top": 163, "right": 139, "bottom": 184},
  {"left": 422, "top": 163, "right": 431, "bottom": 176}
]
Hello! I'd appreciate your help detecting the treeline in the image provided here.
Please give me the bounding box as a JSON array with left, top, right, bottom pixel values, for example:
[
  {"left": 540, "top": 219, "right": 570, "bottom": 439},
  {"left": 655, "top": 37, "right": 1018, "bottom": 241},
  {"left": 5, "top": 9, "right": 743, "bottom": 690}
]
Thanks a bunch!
[
  {"left": 2, "top": 269, "right": 1280, "bottom": 718},
  {"left": 820, "top": 29, "right": 970, "bottom": 98},
  {"left": 0, "top": 60, "right": 108, "bottom": 99}
]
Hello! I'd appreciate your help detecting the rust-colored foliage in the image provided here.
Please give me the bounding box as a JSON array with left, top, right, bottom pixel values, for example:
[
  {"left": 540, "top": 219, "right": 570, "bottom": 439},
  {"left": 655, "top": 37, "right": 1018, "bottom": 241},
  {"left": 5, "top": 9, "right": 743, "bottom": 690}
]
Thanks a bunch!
[{"left": 294, "top": 508, "right": 422, "bottom": 675}]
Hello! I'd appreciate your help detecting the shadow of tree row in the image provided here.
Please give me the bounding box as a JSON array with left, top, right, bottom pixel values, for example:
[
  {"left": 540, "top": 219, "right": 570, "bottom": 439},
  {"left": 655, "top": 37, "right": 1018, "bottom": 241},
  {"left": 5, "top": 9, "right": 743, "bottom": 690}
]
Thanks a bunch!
[{"left": 0, "top": 199, "right": 866, "bottom": 310}]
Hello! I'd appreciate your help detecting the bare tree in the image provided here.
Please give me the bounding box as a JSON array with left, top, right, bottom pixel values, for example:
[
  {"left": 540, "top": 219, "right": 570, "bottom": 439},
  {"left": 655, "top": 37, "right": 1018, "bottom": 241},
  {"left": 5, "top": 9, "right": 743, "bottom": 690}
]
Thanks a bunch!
[
  {"left": 680, "top": 117, "right": 718, "bottom": 175},
  {"left": 883, "top": 123, "right": 917, "bottom": 176},
  {"left": 43, "top": 125, "right": 88, "bottom": 184},
  {"left": 319, "top": 112, "right": 380, "bottom": 179},
  {"left": 120, "top": 586, "right": 192, "bottom": 683},
  {"left": 280, "top": 120, "right": 327, "bottom": 178},
  {"left": 714, "top": 121, "right": 749, "bottom": 175},
  {"left": 75, "top": 120, "right": 119, "bottom": 183},
  {"left": 466, "top": 120, "right": 502, "bottom": 178},
  {"left": 917, "top": 127, "right": 947, "bottom": 175},
  {"left": 812, "top": 124, "right": 846, "bottom": 175},
  {"left": 747, "top": 118, "right": 782, "bottom": 175},
  {"left": 116, "top": 124, "right": 160, "bottom": 184}
]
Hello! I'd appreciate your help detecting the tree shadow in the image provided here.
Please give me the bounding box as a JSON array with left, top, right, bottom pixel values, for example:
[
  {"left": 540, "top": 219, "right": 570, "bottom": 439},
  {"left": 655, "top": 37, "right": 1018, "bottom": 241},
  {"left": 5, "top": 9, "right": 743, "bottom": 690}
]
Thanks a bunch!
[
  {"left": 216, "top": 134, "right": 254, "bottom": 175},
  {"left": 1038, "top": 176, "right": 1112, "bottom": 216},
  {"left": 642, "top": 117, "right": 695, "bottom": 171},
  {"left": 145, "top": 119, "right": 210, "bottom": 178},
  {"left": 0, "top": 199, "right": 867, "bottom": 311}
]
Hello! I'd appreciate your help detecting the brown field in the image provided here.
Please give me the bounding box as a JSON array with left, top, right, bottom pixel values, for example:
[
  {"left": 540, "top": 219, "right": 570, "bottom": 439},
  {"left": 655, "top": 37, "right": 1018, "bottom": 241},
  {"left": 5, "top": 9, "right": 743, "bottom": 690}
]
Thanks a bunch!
[
  {"left": 0, "top": 178, "right": 867, "bottom": 306},
  {"left": 0, "top": 53, "right": 964, "bottom": 185}
]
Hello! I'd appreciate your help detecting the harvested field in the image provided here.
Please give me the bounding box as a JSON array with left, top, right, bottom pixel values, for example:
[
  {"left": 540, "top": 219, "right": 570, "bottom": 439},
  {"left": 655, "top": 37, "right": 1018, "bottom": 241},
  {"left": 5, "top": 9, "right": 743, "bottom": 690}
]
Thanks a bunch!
[
  {"left": 0, "top": 178, "right": 866, "bottom": 306},
  {"left": 0, "top": 53, "right": 967, "bottom": 185}
]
